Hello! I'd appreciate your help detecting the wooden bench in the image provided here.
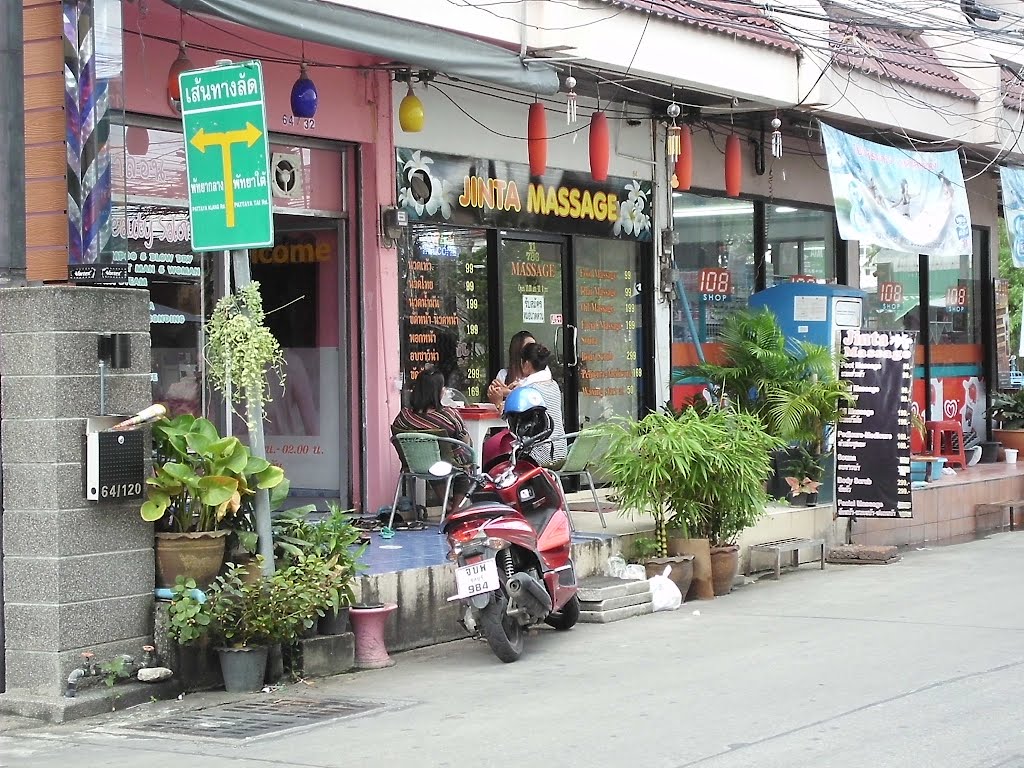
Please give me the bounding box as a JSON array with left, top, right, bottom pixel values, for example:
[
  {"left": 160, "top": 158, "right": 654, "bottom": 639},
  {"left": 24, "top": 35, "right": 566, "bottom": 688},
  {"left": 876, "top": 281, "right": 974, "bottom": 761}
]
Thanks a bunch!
[
  {"left": 975, "top": 501, "right": 1024, "bottom": 532},
  {"left": 749, "top": 538, "right": 827, "bottom": 580}
]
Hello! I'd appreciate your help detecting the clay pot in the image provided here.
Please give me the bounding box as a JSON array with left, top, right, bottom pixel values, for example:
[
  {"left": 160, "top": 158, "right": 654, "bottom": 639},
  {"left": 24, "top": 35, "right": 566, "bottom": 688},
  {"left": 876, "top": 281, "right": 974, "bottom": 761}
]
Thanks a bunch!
[
  {"left": 667, "top": 537, "right": 714, "bottom": 600},
  {"left": 350, "top": 603, "right": 397, "bottom": 669},
  {"left": 155, "top": 530, "right": 229, "bottom": 588},
  {"left": 710, "top": 544, "right": 740, "bottom": 596},
  {"left": 643, "top": 555, "right": 694, "bottom": 601}
]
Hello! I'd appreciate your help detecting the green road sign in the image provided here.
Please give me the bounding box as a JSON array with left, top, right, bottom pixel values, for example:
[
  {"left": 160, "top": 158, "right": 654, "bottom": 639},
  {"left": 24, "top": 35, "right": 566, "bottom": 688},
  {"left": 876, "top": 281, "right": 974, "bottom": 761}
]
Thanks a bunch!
[{"left": 179, "top": 60, "right": 274, "bottom": 252}]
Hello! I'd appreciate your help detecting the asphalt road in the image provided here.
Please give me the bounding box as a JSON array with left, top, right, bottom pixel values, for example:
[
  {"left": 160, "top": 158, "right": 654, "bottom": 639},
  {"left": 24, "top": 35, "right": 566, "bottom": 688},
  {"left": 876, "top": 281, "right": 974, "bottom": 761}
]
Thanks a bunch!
[{"left": 3, "top": 533, "right": 1024, "bottom": 768}]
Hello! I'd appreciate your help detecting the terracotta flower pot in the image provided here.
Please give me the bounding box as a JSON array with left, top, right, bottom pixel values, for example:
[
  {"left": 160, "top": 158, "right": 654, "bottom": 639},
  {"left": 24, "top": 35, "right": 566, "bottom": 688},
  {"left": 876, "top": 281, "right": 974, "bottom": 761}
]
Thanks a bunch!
[
  {"left": 155, "top": 530, "right": 229, "bottom": 588},
  {"left": 993, "top": 429, "right": 1024, "bottom": 454},
  {"left": 666, "top": 537, "right": 714, "bottom": 600},
  {"left": 350, "top": 603, "right": 397, "bottom": 669},
  {"left": 710, "top": 544, "right": 740, "bottom": 596},
  {"left": 643, "top": 555, "right": 694, "bottom": 601}
]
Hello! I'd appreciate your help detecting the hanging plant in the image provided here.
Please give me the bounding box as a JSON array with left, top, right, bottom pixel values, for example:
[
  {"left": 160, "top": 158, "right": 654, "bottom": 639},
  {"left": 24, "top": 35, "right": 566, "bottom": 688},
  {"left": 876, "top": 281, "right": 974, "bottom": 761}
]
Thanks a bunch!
[{"left": 204, "top": 283, "right": 286, "bottom": 423}]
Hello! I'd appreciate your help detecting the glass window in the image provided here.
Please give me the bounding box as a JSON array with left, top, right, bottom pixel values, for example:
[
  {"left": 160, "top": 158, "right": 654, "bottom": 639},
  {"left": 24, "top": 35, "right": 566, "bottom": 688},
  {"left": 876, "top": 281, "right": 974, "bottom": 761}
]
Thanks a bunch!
[
  {"left": 671, "top": 193, "right": 755, "bottom": 344},
  {"left": 860, "top": 246, "right": 922, "bottom": 334},
  {"left": 399, "top": 226, "right": 490, "bottom": 404},
  {"left": 765, "top": 206, "right": 836, "bottom": 285}
]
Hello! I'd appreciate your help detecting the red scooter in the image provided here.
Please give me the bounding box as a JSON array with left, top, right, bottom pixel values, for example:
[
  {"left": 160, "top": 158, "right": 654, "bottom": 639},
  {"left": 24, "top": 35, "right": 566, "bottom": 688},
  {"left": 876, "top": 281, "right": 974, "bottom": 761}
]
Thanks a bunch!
[{"left": 433, "top": 427, "right": 580, "bottom": 663}]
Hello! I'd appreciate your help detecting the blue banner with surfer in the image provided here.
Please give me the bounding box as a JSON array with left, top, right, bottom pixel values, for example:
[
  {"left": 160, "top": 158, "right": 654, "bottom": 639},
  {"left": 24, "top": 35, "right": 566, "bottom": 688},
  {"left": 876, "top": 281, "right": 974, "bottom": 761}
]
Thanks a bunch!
[
  {"left": 821, "top": 123, "right": 972, "bottom": 258},
  {"left": 1000, "top": 166, "right": 1024, "bottom": 268}
]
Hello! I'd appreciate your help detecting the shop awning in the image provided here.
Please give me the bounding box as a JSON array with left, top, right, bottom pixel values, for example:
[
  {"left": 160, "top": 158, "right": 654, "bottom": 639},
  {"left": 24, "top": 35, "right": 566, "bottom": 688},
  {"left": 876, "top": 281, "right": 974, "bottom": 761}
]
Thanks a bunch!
[{"left": 162, "top": 0, "right": 560, "bottom": 94}]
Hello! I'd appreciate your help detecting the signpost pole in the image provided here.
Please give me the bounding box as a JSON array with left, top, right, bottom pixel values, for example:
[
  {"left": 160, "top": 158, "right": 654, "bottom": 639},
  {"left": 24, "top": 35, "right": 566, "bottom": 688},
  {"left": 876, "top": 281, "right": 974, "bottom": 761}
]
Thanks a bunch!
[
  {"left": 232, "top": 248, "right": 275, "bottom": 576},
  {"left": 222, "top": 249, "right": 233, "bottom": 438}
]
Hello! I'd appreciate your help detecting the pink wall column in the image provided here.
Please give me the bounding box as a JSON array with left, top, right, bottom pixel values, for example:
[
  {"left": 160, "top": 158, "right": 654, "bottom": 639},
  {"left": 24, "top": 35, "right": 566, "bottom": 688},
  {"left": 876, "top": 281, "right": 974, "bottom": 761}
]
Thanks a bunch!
[{"left": 121, "top": 1, "right": 401, "bottom": 511}]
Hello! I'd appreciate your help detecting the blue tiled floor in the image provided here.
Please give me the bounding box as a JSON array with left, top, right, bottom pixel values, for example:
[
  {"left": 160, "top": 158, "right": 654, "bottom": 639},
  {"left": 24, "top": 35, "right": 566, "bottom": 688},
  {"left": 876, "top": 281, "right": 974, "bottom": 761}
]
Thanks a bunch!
[{"left": 361, "top": 525, "right": 616, "bottom": 575}]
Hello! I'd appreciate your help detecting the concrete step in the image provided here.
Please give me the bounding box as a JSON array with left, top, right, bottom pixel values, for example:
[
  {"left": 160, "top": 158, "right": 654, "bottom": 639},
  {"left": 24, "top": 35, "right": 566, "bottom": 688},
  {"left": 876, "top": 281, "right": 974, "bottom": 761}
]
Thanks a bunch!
[
  {"left": 579, "top": 601, "right": 654, "bottom": 624},
  {"left": 580, "top": 590, "right": 652, "bottom": 613},
  {"left": 576, "top": 576, "right": 649, "bottom": 602}
]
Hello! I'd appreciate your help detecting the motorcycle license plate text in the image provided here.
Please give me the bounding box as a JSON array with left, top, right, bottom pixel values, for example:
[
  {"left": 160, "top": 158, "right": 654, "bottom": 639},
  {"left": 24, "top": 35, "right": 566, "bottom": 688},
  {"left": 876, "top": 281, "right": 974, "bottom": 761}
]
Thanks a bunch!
[{"left": 451, "top": 558, "right": 500, "bottom": 600}]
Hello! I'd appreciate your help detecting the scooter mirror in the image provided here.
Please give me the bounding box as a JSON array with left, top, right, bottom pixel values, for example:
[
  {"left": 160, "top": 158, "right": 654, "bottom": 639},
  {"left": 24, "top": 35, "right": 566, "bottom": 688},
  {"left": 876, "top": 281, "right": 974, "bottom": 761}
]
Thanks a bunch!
[{"left": 429, "top": 460, "right": 454, "bottom": 478}]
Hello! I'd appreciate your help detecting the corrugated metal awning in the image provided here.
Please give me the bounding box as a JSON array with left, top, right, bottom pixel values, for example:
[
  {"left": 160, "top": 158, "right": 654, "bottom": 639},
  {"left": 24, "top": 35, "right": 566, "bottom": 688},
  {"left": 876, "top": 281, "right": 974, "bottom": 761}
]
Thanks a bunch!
[{"left": 162, "top": 0, "right": 561, "bottom": 94}]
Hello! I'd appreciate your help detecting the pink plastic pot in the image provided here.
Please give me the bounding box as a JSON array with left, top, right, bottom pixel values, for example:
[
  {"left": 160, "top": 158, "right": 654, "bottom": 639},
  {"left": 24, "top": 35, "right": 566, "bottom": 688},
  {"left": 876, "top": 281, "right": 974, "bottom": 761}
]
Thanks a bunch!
[{"left": 349, "top": 603, "right": 397, "bottom": 669}]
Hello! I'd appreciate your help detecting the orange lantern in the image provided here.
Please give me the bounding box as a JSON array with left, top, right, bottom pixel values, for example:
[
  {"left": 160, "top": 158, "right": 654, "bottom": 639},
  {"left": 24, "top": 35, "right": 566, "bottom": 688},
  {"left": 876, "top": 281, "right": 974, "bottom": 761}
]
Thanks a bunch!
[
  {"left": 528, "top": 102, "right": 548, "bottom": 177},
  {"left": 673, "top": 124, "right": 692, "bottom": 191},
  {"left": 589, "top": 111, "right": 610, "bottom": 182},
  {"left": 166, "top": 43, "right": 193, "bottom": 114},
  {"left": 725, "top": 132, "right": 742, "bottom": 197}
]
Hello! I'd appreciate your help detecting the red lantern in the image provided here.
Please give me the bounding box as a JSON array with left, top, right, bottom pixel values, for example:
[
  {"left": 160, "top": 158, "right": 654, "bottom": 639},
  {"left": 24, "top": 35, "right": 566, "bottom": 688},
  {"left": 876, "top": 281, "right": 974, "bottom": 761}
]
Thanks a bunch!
[
  {"left": 589, "top": 111, "right": 610, "bottom": 182},
  {"left": 674, "top": 124, "right": 692, "bottom": 191},
  {"left": 528, "top": 102, "right": 548, "bottom": 177},
  {"left": 167, "top": 43, "right": 194, "bottom": 114},
  {"left": 725, "top": 132, "right": 742, "bottom": 197}
]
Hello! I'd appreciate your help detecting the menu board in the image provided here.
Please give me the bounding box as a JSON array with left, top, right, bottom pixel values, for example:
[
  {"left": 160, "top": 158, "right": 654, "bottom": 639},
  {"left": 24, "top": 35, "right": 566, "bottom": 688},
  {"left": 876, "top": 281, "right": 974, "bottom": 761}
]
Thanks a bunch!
[
  {"left": 400, "top": 227, "right": 489, "bottom": 402},
  {"left": 576, "top": 259, "right": 642, "bottom": 421},
  {"left": 835, "top": 330, "right": 914, "bottom": 519}
]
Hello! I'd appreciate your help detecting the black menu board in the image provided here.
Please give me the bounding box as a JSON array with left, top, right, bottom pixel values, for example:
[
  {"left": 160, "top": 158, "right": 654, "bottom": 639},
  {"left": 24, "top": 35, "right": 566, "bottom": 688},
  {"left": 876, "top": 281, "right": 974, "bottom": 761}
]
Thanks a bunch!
[{"left": 835, "top": 330, "right": 914, "bottom": 518}]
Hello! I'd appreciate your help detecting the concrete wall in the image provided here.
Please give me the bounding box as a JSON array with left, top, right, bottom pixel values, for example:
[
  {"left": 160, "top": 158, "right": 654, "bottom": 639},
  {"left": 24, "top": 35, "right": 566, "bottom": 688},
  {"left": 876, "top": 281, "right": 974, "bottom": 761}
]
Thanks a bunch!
[{"left": 0, "top": 286, "right": 153, "bottom": 697}]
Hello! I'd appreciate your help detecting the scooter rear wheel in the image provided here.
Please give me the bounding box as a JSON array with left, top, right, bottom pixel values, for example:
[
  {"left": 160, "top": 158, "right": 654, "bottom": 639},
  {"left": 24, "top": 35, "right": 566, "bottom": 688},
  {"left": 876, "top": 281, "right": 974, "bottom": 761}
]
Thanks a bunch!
[
  {"left": 545, "top": 594, "right": 581, "bottom": 631},
  {"left": 480, "top": 593, "right": 523, "bottom": 663}
]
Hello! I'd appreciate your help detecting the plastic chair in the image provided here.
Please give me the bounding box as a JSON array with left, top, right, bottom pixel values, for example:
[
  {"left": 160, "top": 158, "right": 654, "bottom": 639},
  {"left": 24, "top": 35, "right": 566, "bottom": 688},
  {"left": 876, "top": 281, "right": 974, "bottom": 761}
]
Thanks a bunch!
[
  {"left": 926, "top": 420, "right": 967, "bottom": 469},
  {"left": 552, "top": 430, "right": 607, "bottom": 529},
  {"left": 389, "top": 432, "right": 473, "bottom": 529}
]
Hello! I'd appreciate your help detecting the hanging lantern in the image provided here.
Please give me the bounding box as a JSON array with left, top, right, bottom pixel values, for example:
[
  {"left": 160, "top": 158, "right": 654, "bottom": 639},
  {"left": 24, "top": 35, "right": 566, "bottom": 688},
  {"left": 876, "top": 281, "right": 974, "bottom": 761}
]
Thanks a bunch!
[
  {"left": 673, "top": 124, "right": 692, "bottom": 191},
  {"left": 565, "top": 73, "right": 578, "bottom": 124},
  {"left": 725, "top": 132, "right": 742, "bottom": 197},
  {"left": 399, "top": 83, "right": 425, "bottom": 133},
  {"left": 166, "top": 42, "right": 193, "bottom": 114},
  {"left": 290, "top": 63, "right": 318, "bottom": 118},
  {"left": 528, "top": 101, "right": 548, "bottom": 177},
  {"left": 589, "top": 111, "right": 610, "bottom": 182}
]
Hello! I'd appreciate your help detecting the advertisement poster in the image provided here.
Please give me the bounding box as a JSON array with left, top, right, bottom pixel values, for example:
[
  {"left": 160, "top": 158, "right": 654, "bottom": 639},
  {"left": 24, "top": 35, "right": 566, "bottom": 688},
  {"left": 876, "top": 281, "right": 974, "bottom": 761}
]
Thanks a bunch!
[
  {"left": 1000, "top": 166, "right": 1024, "bottom": 268},
  {"left": 821, "top": 123, "right": 972, "bottom": 258},
  {"left": 836, "top": 331, "right": 915, "bottom": 519}
]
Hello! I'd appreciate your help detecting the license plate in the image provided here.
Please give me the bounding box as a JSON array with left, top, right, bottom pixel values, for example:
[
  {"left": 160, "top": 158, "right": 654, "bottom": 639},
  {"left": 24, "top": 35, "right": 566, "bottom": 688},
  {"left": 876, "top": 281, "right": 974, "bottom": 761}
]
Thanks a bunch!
[{"left": 450, "top": 558, "right": 500, "bottom": 601}]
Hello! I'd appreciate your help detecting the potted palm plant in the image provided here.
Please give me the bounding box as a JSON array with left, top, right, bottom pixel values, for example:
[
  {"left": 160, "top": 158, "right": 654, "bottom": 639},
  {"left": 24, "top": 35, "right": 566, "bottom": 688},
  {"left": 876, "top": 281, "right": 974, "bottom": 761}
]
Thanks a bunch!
[
  {"left": 143, "top": 414, "right": 285, "bottom": 588},
  {"left": 682, "top": 309, "right": 853, "bottom": 499}
]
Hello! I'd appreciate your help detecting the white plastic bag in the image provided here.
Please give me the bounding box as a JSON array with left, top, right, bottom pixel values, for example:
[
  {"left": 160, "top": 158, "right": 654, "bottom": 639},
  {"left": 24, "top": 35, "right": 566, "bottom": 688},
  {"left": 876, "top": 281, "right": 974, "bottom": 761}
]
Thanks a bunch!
[
  {"left": 606, "top": 555, "right": 626, "bottom": 579},
  {"left": 623, "top": 564, "right": 647, "bottom": 581},
  {"left": 648, "top": 565, "right": 682, "bottom": 612}
]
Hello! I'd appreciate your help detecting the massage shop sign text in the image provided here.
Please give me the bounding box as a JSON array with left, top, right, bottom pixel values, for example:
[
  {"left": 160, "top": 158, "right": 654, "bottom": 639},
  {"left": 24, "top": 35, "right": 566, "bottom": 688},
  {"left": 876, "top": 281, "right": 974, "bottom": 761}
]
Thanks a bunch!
[{"left": 396, "top": 148, "right": 654, "bottom": 240}]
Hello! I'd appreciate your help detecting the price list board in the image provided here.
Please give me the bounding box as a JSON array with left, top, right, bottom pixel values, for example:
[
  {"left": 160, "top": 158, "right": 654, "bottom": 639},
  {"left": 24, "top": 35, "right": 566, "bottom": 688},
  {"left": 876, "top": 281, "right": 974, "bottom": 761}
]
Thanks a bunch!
[
  {"left": 576, "top": 259, "right": 642, "bottom": 422},
  {"left": 400, "top": 228, "right": 489, "bottom": 402},
  {"left": 835, "top": 330, "right": 915, "bottom": 519}
]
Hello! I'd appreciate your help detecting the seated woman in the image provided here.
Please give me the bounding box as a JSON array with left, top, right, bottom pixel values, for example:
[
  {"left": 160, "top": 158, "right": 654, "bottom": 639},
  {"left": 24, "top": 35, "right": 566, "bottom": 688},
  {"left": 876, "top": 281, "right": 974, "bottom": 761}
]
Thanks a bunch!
[
  {"left": 511, "top": 342, "right": 567, "bottom": 468},
  {"left": 392, "top": 369, "right": 473, "bottom": 510},
  {"left": 487, "top": 330, "right": 535, "bottom": 408}
]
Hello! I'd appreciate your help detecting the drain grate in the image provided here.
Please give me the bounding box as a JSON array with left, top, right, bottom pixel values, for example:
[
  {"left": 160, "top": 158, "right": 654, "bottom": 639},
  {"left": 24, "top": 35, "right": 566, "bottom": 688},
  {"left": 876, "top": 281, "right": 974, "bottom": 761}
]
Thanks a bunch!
[{"left": 124, "top": 696, "right": 391, "bottom": 741}]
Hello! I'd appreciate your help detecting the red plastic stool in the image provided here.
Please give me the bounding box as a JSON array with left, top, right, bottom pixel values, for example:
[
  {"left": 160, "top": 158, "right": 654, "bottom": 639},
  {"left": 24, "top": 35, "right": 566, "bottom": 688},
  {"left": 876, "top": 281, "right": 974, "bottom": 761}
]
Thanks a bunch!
[{"left": 926, "top": 420, "right": 967, "bottom": 469}]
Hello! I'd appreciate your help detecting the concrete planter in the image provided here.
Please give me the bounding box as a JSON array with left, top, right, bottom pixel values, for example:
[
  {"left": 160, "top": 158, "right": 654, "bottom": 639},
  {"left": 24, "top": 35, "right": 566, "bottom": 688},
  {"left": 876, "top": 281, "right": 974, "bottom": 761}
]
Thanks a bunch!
[{"left": 667, "top": 537, "right": 714, "bottom": 600}]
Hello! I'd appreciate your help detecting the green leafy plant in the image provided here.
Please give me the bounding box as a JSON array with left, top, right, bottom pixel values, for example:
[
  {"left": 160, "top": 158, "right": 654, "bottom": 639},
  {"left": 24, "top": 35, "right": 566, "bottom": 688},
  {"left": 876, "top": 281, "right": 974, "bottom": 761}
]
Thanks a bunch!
[
  {"left": 99, "top": 656, "right": 130, "bottom": 689},
  {"left": 167, "top": 554, "right": 355, "bottom": 648},
  {"left": 989, "top": 389, "right": 1024, "bottom": 429},
  {"left": 682, "top": 309, "right": 854, "bottom": 452},
  {"left": 783, "top": 445, "right": 824, "bottom": 498},
  {"left": 167, "top": 576, "right": 211, "bottom": 645},
  {"left": 598, "top": 404, "right": 784, "bottom": 554},
  {"left": 204, "top": 282, "right": 286, "bottom": 425},
  {"left": 142, "top": 414, "right": 285, "bottom": 532},
  {"left": 630, "top": 536, "right": 662, "bottom": 563}
]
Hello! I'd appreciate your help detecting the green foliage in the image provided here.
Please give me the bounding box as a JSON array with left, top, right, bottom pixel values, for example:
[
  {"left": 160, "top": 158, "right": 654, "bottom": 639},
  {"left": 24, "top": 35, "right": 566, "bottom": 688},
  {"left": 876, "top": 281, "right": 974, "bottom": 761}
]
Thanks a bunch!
[
  {"left": 630, "top": 536, "right": 661, "bottom": 564},
  {"left": 204, "top": 282, "right": 286, "bottom": 423},
  {"left": 166, "top": 553, "right": 359, "bottom": 649},
  {"left": 783, "top": 446, "right": 824, "bottom": 497},
  {"left": 167, "top": 577, "right": 211, "bottom": 645},
  {"left": 989, "top": 389, "right": 1024, "bottom": 429},
  {"left": 99, "top": 656, "right": 130, "bottom": 689},
  {"left": 597, "top": 404, "right": 784, "bottom": 552},
  {"left": 682, "top": 309, "right": 854, "bottom": 452},
  {"left": 142, "top": 414, "right": 285, "bottom": 532}
]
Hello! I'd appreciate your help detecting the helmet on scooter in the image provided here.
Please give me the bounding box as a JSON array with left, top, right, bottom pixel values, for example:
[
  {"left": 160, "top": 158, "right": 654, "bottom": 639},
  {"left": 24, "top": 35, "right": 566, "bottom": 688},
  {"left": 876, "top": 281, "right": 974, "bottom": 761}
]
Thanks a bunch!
[{"left": 504, "top": 386, "right": 553, "bottom": 443}]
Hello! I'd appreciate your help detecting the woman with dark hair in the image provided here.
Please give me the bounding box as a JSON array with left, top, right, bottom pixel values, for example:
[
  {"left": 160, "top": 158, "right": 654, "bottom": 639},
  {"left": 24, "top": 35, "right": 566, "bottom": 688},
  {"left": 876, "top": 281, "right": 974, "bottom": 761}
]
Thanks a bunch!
[
  {"left": 516, "top": 342, "right": 567, "bottom": 467},
  {"left": 392, "top": 369, "right": 473, "bottom": 468},
  {"left": 487, "top": 330, "right": 535, "bottom": 407}
]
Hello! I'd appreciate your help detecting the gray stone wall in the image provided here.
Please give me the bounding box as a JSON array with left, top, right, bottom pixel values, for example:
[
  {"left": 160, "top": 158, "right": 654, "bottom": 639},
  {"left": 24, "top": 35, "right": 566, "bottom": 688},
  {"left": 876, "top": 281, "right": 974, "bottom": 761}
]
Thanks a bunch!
[{"left": 0, "top": 287, "right": 153, "bottom": 694}]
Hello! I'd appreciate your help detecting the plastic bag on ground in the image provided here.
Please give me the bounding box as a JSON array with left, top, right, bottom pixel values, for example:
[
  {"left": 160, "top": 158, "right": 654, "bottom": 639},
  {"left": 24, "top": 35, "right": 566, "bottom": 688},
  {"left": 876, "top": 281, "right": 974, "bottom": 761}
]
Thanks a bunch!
[
  {"left": 623, "top": 564, "right": 647, "bottom": 581},
  {"left": 606, "top": 555, "right": 626, "bottom": 578},
  {"left": 649, "top": 565, "right": 683, "bottom": 612}
]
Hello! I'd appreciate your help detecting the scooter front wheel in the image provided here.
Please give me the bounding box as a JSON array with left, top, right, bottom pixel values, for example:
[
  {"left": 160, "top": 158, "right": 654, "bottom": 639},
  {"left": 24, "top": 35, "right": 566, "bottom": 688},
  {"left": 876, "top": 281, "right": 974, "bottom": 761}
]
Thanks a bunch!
[{"left": 479, "top": 592, "right": 523, "bottom": 663}]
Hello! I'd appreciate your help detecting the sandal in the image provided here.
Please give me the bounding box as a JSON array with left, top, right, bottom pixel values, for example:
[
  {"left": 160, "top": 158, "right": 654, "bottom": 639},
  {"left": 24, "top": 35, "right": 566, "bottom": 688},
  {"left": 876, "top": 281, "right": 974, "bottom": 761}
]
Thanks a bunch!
[{"left": 395, "top": 520, "right": 428, "bottom": 531}]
